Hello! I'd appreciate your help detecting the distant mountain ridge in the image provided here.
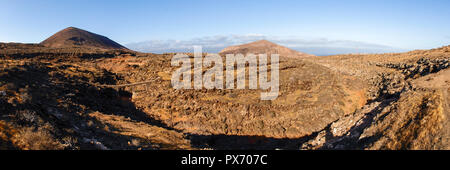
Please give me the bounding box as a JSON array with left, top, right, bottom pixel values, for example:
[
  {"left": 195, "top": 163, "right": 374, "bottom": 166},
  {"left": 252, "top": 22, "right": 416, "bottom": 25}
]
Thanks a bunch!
[
  {"left": 41, "top": 27, "right": 127, "bottom": 50},
  {"left": 219, "top": 40, "right": 313, "bottom": 58}
]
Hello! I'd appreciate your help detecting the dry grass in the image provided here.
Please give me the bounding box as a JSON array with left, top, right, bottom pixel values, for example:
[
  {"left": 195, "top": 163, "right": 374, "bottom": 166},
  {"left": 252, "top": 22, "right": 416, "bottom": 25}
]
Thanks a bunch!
[
  {"left": 12, "top": 126, "right": 65, "bottom": 150},
  {"left": 383, "top": 92, "right": 444, "bottom": 150},
  {"left": 0, "top": 121, "right": 64, "bottom": 150}
]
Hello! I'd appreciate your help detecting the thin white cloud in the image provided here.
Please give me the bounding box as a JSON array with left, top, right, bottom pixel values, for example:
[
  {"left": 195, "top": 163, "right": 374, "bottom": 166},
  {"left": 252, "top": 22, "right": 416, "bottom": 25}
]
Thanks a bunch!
[{"left": 126, "top": 35, "right": 406, "bottom": 56}]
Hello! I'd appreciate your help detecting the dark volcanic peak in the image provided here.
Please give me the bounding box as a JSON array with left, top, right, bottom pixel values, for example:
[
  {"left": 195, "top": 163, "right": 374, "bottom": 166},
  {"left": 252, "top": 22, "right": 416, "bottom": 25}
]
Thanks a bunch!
[
  {"left": 219, "top": 39, "right": 313, "bottom": 58},
  {"left": 41, "top": 27, "right": 127, "bottom": 50}
]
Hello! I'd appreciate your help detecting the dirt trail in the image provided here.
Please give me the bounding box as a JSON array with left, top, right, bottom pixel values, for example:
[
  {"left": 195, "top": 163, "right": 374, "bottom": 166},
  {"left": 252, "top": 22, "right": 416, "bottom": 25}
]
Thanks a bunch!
[{"left": 89, "top": 112, "right": 191, "bottom": 150}]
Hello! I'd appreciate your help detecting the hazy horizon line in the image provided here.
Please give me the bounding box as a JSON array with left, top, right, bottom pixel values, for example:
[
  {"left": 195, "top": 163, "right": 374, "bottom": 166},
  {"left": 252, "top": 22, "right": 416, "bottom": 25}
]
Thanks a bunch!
[{"left": 126, "top": 35, "right": 413, "bottom": 56}]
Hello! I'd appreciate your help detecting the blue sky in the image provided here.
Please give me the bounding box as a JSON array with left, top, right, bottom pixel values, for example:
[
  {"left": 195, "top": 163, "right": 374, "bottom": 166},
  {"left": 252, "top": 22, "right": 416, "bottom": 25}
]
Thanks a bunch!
[{"left": 1, "top": 0, "right": 449, "bottom": 55}]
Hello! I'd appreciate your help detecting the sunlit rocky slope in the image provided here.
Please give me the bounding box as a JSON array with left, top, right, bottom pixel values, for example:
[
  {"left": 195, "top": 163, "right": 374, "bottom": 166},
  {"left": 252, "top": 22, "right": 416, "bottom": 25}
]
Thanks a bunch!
[{"left": 0, "top": 28, "right": 448, "bottom": 150}]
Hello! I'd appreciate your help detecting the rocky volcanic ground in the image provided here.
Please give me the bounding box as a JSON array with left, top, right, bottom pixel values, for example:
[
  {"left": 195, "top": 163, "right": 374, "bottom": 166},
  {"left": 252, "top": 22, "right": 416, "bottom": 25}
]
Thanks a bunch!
[{"left": 0, "top": 43, "right": 449, "bottom": 150}]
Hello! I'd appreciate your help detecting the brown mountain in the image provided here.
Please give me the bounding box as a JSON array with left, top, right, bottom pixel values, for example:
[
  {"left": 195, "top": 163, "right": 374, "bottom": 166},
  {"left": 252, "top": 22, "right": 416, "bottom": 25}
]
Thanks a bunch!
[
  {"left": 219, "top": 40, "right": 313, "bottom": 58},
  {"left": 41, "top": 27, "right": 127, "bottom": 50}
]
